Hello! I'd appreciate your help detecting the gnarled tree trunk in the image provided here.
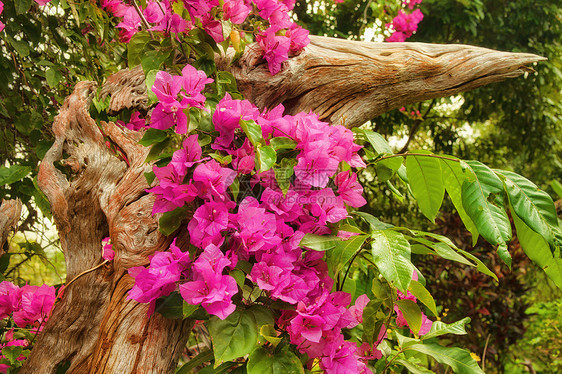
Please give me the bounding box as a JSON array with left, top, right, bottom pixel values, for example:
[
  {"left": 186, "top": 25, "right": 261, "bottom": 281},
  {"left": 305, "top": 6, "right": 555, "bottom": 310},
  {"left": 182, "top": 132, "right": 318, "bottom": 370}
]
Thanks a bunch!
[{"left": 22, "top": 37, "right": 543, "bottom": 373}]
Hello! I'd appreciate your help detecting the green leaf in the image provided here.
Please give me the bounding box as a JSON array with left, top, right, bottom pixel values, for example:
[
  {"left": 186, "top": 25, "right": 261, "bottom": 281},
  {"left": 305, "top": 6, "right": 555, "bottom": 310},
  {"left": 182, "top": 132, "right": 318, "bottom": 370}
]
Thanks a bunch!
[
  {"left": 182, "top": 301, "right": 199, "bottom": 319},
  {"left": 550, "top": 180, "right": 562, "bottom": 199},
  {"left": 441, "top": 159, "right": 479, "bottom": 244},
  {"left": 327, "top": 234, "right": 368, "bottom": 275},
  {"left": 406, "top": 343, "right": 485, "bottom": 374},
  {"left": 176, "top": 350, "right": 214, "bottom": 374},
  {"left": 240, "top": 120, "right": 264, "bottom": 147},
  {"left": 139, "top": 128, "right": 168, "bottom": 146},
  {"left": 275, "top": 158, "right": 296, "bottom": 195},
  {"left": 421, "top": 317, "right": 471, "bottom": 341},
  {"left": 362, "top": 300, "right": 384, "bottom": 344},
  {"left": 145, "top": 69, "right": 159, "bottom": 103},
  {"left": 46, "top": 68, "right": 63, "bottom": 88},
  {"left": 544, "top": 257, "right": 562, "bottom": 290},
  {"left": 299, "top": 234, "right": 340, "bottom": 251},
  {"left": 269, "top": 137, "right": 296, "bottom": 151},
  {"left": 141, "top": 50, "right": 171, "bottom": 74},
  {"left": 408, "top": 280, "right": 437, "bottom": 317},
  {"left": 208, "top": 309, "right": 258, "bottom": 366},
  {"left": 159, "top": 206, "right": 189, "bottom": 236},
  {"left": 406, "top": 154, "right": 445, "bottom": 222},
  {"left": 15, "top": 0, "right": 32, "bottom": 14},
  {"left": 257, "top": 146, "right": 276, "bottom": 172},
  {"left": 455, "top": 249, "right": 498, "bottom": 282},
  {"left": 154, "top": 292, "right": 184, "bottom": 319},
  {"left": 247, "top": 347, "right": 304, "bottom": 374},
  {"left": 462, "top": 161, "right": 511, "bottom": 263},
  {"left": 248, "top": 305, "right": 274, "bottom": 345},
  {"left": 260, "top": 324, "right": 282, "bottom": 347},
  {"left": 0, "top": 165, "right": 32, "bottom": 186},
  {"left": 396, "top": 358, "right": 435, "bottom": 374},
  {"left": 371, "top": 230, "right": 414, "bottom": 293},
  {"left": 360, "top": 129, "right": 393, "bottom": 154},
  {"left": 498, "top": 169, "right": 562, "bottom": 247},
  {"left": 396, "top": 299, "right": 422, "bottom": 335},
  {"left": 355, "top": 212, "right": 394, "bottom": 231},
  {"left": 2, "top": 345, "right": 23, "bottom": 365},
  {"left": 128, "top": 31, "right": 151, "bottom": 67},
  {"left": 376, "top": 156, "right": 403, "bottom": 182}
]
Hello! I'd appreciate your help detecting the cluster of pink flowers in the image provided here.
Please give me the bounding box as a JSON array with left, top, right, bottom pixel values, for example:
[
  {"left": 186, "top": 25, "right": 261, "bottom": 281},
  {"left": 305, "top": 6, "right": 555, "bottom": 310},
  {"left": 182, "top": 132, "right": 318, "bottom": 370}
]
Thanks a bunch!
[
  {"left": 101, "top": 0, "right": 310, "bottom": 75},
  {"left": 150, "top": 65, "right": 213, "bottom": 134},
  {"left": 0, "top": 281, "right": 56, "bottom": 329},
  {"left": 123, "top": 62, "right": 413, "bottom": 371},
  {"left": 386, "top": 1, "right": 424, "bottom": 42},
  {"left": 116, "top": 112, "right": 146, "bottom": 131}
]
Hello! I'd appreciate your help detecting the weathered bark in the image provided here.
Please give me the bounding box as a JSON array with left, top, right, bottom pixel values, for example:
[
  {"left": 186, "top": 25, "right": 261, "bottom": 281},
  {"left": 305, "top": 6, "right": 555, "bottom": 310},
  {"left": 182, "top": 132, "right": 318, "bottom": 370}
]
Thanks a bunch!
[
  {"left": 100, "top": 36, "right": 544, "bottom": 128},
  {"left": 24, "top": 82, "right": 193, "bottom": 374},
  {"left": 24, "top": 36, "right": 544, "bottom": 373},
  {"left": 0, "top": 199, "right": 22, "bottom": 256}
]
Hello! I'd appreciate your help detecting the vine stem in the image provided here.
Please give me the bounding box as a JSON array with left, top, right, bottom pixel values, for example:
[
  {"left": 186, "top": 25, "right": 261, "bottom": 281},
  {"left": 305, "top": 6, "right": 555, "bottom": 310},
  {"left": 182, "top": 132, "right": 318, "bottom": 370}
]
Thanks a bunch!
[{"left": 64, "top": 260, "right": 109, "bottom": 290}]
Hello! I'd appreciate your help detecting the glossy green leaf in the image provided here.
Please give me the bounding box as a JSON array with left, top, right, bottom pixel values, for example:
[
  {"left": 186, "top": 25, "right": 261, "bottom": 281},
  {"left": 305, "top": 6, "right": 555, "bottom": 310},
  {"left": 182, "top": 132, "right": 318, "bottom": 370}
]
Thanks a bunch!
[
  {"left": 260, "top": 324, "right": 282, "bottom": 347},
  {"left": 406, "top": 343, "right": 485, "bottom": 374},
  {"left": 396, "top": 299, "right": 422, "bottom": 335},
  {"left": 182, "top": 301, "right": 199, "bottom": 319},
  {"left": 208, "top": 309, "right": 258, "bottom": 366},
  {"left": 360, "top": 129, "right": 393, "bottom": 154},
  {"left": 327, "top": 234, "right": 368, "bottom": 275},
  {"left": 159, "top": 206, "right": 189, "bottom": 236},
  {"left": 240, "top": 120, "right": 263, "bottom": 147},
  {"left": 462, "top": 161, "right": 512, "bottom": 263},
  {"left": 362, "top": 300, "right": 384, "bottom": 345},
  {"left": 139, "top": 128, "right": 168, "bottom": 146},
  {"left": 249, "top": 305, "right": 275, "bottom": 345},
  {"left": 499, "top": 169, "right": 562, "bottom": 247},
  {"left": 406, "top": 154, "right": 445, "bottom": 222},
  {"left": 396, "top": 359, "right": 435, "bottom": 374},
  {"left": 141, "top": 50, "right": 171, "bottom": 74},
  {"left": 154, "top": 292, "right": 184, "bottom": 319},
  {"left": 355, "top": 212, "right": 394, "bottom": 232},
  {"left": 247, "top": 347, "right": 304, "bottom": 374},
  {"left": 512, "top": 211, "right": 552, "bottom": 268},
  {"left": 275, "top": 158, "right": 296, "bottom": 195},
  {"left": 550, "top": 180, "right": 562, "bottom": 199},
  {"left": 15, "top": 0, "right": 32, "bottom": 15},
  {"left": 376, "top": 156, "right": 403, "bottom": 182},
  {"left": 441, "top": 159, "right": 479, "bottom": 244},
  {"left": 421, "top": 317, "right": 470, "bottom": 341},
  {"left": 128, "top": 31, "right": 151, "bottom": 67},
  {"left": 300, "top": 234, "right": 339, "bottom": 251},
  {"left": 455, "top": 249, "right": 498, "bottom": 282},
  {"left": 371, "top": 230, "right": 414, "bottom": 293},
  {"left": 409, "top": 280, "right": 438, "bottom": 317},
  {"left": 46, "top": 68, "right": 63, "bottom": 88},
  {"left": 269, "top": 137, "right": 296, "bottom": 151},
  {"left": 0, "top": 165, "right": 32, "bottom": 186},
  {"left": 2, "top": 345, "right": 23, "bottom": 365},
  {"left": 544, "top": 257, "right": 562, "bottom": 290},
  {"left": 257, "top": 146, "right": 276, "bottom": 172}
]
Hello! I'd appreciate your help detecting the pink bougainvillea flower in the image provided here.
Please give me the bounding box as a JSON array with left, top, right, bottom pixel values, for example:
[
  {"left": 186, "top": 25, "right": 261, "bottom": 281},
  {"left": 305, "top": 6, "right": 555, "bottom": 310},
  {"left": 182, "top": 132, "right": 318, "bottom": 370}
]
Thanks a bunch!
[
  {"left": 188, "top": 200, "right": 233, "bottom": 248},
  {"left": 286, "top": 23, "right": 310, "bottom": 52},
  {"left": 179, "top": 244, "right": 238, "bottom": 319},
  {"left": 256, "top": 27, "right": 291, "bottom": 75},
  {"left": 0, "top": 1, "right": 4, "bottom": 33},
  {"left": 334, "top": 171, "right": 367, "bottom": 207},
  {"left": 223, "top": 0, "right": 251, "bottom": 25},
  {"left": 192, "top": 160, "right": 237, "bottom": 201},
  {"left": 116, "top": 6, "right": 142, "bottom": 42},
  {"left": 34, "top": 0, "right": 52, "bottom": 5},
  {"left": 12, "top": 284, "right": 56, "bottom": 327},
  {"left": 101, "top": 237, "right": 115, "bottom": 261},
  {"left": 0, "top": 281, "right": 21, "bottom": 319}
]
